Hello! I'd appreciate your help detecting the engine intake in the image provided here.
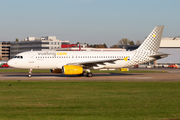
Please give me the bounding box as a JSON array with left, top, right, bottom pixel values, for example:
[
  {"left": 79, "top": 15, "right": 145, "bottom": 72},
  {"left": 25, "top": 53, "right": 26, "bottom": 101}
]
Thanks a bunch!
[{"left": 62, "top": 65, "right": 83, "bottom": 75}]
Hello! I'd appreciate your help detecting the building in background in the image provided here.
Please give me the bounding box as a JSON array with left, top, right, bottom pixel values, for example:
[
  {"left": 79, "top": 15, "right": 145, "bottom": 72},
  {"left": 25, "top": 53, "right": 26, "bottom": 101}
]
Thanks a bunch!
[
  {"left": 77, "top": 43, "right": 88, "bottom": 48},
  {"left": 156, "top": 37, "right": 180, "bottom": 66},
  {"left": 55, "top": 47, "right": 126, "bottom": 51},
  {"left": 10, "top": 36, "right": 71, "bottom": 58},
  {"left": 118, "top": 45, "right": 140, "bottom": 51},
  {"left": 0, "top": 41, "right": 11, "bottom": 61}
]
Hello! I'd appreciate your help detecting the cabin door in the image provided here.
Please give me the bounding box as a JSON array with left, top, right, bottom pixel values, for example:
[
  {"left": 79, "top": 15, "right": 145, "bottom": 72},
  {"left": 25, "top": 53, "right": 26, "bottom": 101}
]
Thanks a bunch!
[{"left": 29, "top": 53, "right": 34, "bottom": 63}]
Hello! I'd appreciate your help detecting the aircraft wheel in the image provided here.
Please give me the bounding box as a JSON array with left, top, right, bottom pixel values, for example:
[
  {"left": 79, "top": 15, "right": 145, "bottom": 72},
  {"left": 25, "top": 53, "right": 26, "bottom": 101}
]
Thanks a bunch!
[
  {"left": 28, "top": 74, "right": 31, "bottom": 78},
  {"left": 86, "top": 72, "right": 93, "bottom": 77}
]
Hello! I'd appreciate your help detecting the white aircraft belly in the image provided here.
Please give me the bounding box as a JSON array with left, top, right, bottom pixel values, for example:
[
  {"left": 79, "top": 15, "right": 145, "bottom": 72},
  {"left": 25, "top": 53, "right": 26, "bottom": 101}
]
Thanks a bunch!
[{"left": 104, "top": 60, "right": 127, "bottom": 68}]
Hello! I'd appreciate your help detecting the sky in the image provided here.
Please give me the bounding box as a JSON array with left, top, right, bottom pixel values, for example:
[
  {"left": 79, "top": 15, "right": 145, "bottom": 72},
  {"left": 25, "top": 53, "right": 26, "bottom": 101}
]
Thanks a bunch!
[{"left": 0, "top": 0, "right": 180, "bottom": 47}]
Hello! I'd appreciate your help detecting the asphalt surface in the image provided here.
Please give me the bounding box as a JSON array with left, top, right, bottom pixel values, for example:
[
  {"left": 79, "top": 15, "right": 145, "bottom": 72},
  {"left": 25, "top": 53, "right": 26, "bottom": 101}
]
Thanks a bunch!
[{"left": 0, "top": 68, "right": 180, "bottom": 81}]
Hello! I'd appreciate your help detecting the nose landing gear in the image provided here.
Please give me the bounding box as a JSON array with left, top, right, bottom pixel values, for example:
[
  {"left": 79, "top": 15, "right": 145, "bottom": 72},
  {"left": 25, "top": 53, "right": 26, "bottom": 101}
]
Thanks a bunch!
[{"left": 28, "top": 69, "right": 32, "bottom": 78}]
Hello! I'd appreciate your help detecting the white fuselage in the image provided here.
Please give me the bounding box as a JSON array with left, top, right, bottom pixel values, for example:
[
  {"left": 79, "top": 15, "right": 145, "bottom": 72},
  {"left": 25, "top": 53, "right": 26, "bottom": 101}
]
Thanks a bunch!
[{"left": 8, "top": 51, "right": 135, "bottom": 69}]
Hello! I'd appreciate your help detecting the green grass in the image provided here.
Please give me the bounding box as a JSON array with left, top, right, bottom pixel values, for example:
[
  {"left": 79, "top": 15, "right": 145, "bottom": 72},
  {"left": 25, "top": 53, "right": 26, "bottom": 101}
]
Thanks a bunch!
[
  {"left": 0, "top": 81, "right": 180, "bottom": 120},
  {"left": 0, "top": 69, "right": 167, "bottom": 73}
]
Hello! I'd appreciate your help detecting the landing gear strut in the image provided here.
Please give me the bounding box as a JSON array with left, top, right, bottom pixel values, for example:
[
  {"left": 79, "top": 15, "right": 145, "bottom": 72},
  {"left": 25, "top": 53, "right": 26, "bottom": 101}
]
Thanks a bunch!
[
  {"left": 28, "top": 69, "right": 32, "bottom": 78},
  {"left": 86, "top": 72, "right": 93, "bottom": 77},
  {"left": 85, "top": 69, "right": 93, "bottom": 77}
]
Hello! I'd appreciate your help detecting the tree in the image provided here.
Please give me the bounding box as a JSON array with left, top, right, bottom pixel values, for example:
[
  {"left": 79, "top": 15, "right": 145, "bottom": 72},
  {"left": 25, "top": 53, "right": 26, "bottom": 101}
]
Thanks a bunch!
[
  {"left": 98, "top": 44, "right": 104, "bottom": 48},
  {"left": 15, "top": 38, "right": 19, "bottom": 42},
  {"left": 88, "top": 44, "right": 108, "bottom": 48},
  {"left": 117, "top": 38, "right": 130, "bottom": 45},
  {"left": 129, "top": 41, "right": 135, "bottom": 45},
  {"left": 103, "top": 43, "right": 108, "bottom": 48},
  {"left": 110, "top": 44, "right": 118, "bottom": 48}
]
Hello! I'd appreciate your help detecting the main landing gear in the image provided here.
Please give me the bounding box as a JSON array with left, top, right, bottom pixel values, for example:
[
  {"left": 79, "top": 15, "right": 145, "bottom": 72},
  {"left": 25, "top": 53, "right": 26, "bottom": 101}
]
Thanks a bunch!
[
  {"left": 85, "top": 69, "right": 93, "bottom": 77},
  {"left": 78, "top": 72, "right": 93, "bottom": 77},
  {"left": 86, "top": 72, "right": 93, "bottom": 77},
  {"left": 28, "top": 69, "right": 32, "bottom": 78},
  {"left": 78, "top": 69, "right": 93, "bottom": 77}
]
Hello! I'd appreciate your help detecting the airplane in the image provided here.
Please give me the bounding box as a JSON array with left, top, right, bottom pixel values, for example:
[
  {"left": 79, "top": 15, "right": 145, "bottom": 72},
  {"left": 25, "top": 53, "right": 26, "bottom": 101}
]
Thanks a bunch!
[{"left": 8, "top": 26, "right": 169, "bottom": 78}]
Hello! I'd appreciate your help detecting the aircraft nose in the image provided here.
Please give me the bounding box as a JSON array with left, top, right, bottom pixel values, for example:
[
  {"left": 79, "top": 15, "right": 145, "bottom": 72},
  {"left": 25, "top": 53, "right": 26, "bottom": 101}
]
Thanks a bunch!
[
  {"left": 7, "top": 60, "right": 12, "bottom": 66},
  {"left": 8, "top": 59, "right": 15, "bottom": 68}
]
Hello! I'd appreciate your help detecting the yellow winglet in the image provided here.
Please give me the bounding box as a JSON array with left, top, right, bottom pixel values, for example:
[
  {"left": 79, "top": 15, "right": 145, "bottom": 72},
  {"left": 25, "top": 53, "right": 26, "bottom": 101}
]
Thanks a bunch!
[{"left": 123, "top": 57, "right": 128, "bottom": 61}]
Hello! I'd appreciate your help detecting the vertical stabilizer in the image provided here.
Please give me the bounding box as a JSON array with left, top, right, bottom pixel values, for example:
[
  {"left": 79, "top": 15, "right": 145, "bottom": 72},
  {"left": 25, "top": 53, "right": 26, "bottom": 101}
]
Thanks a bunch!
[
  {"left": 137, "top": 26, "right": 164, "bottom": 53},
  {"left": 125, "top": 26, "right": 164, "bottom": 67}
]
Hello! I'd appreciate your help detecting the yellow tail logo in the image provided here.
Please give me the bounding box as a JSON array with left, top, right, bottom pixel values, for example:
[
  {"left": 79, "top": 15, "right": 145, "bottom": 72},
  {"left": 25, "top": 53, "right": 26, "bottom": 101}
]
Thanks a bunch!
[{"left": 123, "top": 57, "right": 128, "bottom": 61}]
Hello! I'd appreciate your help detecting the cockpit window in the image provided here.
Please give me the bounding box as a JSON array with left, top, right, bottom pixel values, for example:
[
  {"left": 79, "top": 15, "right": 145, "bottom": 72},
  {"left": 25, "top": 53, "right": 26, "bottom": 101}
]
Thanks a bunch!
[{"left": 14, "top": 56, "right": 23, "bottom": 59}]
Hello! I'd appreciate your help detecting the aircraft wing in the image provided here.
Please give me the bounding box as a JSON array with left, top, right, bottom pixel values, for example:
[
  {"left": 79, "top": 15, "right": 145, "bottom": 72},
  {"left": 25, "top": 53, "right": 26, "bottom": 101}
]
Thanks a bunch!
[
  {"left": 67, "top": 59, "right": 119, "bottom": 67},
  {"left": 148, "top": 53, "right": 170, "bottom": 59}
]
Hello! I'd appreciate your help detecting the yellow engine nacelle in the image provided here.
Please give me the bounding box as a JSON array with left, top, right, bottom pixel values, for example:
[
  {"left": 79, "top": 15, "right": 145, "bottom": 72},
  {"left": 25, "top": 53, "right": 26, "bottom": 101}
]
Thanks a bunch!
[
  {"left": 62, "top": 65, "right": 83, "bottom": 75},
  {"left": 50, "top": 69, "right": 62, "bottom": 73}
]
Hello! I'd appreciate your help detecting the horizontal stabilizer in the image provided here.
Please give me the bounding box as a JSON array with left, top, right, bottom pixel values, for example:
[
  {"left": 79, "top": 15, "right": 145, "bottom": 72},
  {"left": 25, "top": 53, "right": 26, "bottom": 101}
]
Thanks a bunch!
[{"left": 148, "top": 53, "right": 170, "bottom": 59}]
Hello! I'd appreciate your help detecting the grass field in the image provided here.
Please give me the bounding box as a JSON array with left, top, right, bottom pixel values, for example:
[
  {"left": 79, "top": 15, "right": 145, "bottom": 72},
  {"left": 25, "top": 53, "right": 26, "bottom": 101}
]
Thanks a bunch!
[
  {"left": 0, "top": 81, "right": 180, "bottom": 120},
  {"left": 0, "top": 69, "right": 167, "bottom": 73}
]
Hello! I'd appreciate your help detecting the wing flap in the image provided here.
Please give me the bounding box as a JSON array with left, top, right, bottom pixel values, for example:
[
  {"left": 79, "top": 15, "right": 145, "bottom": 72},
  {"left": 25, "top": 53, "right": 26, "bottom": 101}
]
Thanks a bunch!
[{"left": 67, "top": 59, "right": 119, "bottom": 67}]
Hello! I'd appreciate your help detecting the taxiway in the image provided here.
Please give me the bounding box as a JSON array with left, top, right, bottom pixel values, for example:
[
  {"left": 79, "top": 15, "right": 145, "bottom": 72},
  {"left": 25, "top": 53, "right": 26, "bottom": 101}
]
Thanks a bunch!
[{"left": 0, "top": 68, "right": 180, "bottom": 81}]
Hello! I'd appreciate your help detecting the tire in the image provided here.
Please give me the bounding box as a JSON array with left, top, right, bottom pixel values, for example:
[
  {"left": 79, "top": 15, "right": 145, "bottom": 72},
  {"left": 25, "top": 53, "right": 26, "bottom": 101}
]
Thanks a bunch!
[
  {"left": 86, "top": 72, "right": 93, "bottom": 77},
  {"left": 28, "top": 74, "right": 31, "bottom": 78}
]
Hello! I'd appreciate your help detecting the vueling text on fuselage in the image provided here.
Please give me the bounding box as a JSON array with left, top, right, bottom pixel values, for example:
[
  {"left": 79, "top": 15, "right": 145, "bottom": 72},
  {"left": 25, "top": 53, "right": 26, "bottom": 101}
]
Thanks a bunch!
[
  {"left": 56, "top": 52, "right": 67, "bottom": 55},
  {"left": 37, "top": 52, "right": 67, "bottom": 56}
]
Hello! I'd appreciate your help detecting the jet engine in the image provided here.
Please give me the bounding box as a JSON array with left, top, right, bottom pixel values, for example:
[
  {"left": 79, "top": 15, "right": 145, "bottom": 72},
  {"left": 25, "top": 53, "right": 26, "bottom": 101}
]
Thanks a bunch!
[
  {"left": 50, "top": 69, "right": 62, "bottom": 73},
  {"left": 62, "top": 65, "right": 83, "bottom": 75}
]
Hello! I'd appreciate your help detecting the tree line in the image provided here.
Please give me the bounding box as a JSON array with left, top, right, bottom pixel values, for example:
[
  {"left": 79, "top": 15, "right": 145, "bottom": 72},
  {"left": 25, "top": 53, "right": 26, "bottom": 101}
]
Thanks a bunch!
[
  {"left": 87, "top": 39, "right": 141, "bottom": 48},
  {"left": 110, "top": 38, "right": 142, "bottom": 48},
  {"left": 87, "top": 43, "right": 108, "bottom": 48}
]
